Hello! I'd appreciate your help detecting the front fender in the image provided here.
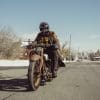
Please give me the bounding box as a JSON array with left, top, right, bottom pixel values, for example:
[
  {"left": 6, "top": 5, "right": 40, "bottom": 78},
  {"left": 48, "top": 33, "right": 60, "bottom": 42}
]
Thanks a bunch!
[{"left": 30, "top": 54, "right": 41, "bottom": 61}]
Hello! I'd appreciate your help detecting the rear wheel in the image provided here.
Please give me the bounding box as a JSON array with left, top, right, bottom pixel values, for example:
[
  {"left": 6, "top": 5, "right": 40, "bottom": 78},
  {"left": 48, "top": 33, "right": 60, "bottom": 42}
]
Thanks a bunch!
[{"left": 28, "top": 60, "right": 41, "bottom": 91}]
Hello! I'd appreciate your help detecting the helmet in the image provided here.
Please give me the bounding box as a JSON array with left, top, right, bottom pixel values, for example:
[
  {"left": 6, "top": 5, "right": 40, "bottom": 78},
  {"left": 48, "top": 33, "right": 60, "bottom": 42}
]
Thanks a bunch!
[{"left": 39, "top": 22, "right": 49, "bottom": 32}]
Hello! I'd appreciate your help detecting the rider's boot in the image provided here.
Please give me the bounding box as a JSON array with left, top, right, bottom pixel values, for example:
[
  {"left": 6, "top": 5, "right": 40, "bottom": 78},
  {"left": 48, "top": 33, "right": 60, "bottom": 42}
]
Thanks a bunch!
[{"left": 40, "top": 75, "right": 46, "bottom": 86}]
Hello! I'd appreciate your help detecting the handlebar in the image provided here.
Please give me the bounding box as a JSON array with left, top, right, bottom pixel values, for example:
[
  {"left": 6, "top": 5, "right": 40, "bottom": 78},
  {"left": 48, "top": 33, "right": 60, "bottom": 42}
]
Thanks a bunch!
[{"left": 27, "top": 43, "right": 52, "bottom": 49}]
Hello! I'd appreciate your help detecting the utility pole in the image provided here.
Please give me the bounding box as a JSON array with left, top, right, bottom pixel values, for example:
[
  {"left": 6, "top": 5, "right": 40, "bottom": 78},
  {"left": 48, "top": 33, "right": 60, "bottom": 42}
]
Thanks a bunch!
[{"left": 69, "top": 34, "right": 71, "bottom": 62}]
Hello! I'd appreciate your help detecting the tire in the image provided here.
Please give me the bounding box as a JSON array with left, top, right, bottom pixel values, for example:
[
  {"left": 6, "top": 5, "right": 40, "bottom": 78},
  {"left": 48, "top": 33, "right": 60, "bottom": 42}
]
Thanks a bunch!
[{"left": 28, "top": 61, "right": 41, "bottom": 91}]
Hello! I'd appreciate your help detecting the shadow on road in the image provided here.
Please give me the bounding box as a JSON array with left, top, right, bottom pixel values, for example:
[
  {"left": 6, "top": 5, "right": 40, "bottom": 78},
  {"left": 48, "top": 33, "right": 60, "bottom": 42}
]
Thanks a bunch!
[{"left": 0, "top": 78, "right": 29, "bottom": 92}]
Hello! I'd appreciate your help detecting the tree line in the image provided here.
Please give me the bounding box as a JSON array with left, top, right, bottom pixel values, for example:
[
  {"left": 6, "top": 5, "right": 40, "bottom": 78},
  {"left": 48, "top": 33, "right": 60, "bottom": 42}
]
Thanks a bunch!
[
  {"left": 0, "top": 26, "right": 100, "bottom": 60},
  {"left": 0, "top": 26, "right": 21, "bottom": 59}
]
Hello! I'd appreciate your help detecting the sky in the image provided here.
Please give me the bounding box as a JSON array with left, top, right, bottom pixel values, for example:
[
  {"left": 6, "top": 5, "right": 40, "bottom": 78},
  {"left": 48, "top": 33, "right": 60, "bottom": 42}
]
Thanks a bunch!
[{"left": 0, "top": 0, "right": 100, "bottom": 52}]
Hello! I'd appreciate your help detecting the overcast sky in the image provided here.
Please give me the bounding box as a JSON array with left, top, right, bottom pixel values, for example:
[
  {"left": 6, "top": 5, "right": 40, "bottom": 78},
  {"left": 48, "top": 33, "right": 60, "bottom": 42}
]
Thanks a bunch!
[{"left": 0, "top": 0, "right": 100, "bottom": 51}]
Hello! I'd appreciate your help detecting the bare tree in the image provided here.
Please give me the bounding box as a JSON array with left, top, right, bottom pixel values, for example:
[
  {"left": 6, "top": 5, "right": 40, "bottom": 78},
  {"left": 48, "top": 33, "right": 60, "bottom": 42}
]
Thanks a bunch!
[{"left": 0, "top": 26, "right": 21, "bottom": 59}]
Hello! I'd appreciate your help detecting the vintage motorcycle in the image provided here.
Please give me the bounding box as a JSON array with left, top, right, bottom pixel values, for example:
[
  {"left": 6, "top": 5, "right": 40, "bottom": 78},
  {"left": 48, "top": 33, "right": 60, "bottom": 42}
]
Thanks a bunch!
[{"left": 26, "top": 43, "right": 55, "bottom": 91}]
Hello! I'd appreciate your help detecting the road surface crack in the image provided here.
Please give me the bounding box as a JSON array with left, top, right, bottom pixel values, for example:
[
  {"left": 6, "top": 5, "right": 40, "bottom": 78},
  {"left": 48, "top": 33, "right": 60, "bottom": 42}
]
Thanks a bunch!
[{"left": 1, "top": 93, "right": 15, "bottom": 100}]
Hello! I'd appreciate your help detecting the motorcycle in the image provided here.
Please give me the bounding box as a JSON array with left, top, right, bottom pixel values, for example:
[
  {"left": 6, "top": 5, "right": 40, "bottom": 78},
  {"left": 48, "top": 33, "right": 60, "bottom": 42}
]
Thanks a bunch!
[{"left": 27, "top": 43, "right": 54, "bottom": 91}]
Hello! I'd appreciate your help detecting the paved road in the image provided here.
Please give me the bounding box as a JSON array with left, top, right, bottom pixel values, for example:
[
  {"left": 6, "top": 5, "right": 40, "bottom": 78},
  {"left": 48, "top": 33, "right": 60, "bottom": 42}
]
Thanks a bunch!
[{"left": 0, "top": 62, "right": 100, "bottom": 100}]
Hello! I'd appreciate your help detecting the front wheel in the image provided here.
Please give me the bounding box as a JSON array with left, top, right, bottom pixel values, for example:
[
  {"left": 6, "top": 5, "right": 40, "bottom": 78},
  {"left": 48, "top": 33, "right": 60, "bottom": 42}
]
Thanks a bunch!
[{"left": 28, "top": 61, "right": 41, "bottom": 91}]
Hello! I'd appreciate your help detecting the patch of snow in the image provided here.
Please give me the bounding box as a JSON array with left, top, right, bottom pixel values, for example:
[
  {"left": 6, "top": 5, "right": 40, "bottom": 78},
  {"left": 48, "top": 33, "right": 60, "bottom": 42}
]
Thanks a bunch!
[{"left": 0, "top": 60, "right": 29, "bottom": 67}]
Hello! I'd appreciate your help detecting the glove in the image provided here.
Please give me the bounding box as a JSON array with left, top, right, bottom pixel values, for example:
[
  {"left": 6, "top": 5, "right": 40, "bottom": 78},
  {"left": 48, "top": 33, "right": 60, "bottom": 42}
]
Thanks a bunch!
[
  {"left": 27, "top": 44, "right": 33, "bottom": 49},
  {"left": 51, "top": 44, "right": 58, "bottom": 50}
]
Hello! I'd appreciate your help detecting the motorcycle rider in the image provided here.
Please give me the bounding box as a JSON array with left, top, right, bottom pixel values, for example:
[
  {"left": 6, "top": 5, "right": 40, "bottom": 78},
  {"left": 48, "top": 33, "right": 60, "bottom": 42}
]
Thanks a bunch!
[{"left": 34, "top": 22, "right": 60, "bottom": 78}]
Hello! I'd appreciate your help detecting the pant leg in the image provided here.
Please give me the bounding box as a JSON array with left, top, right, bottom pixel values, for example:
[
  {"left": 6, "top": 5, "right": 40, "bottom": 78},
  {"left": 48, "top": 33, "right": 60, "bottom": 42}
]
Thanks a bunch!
[{"left": 47, "top": 49, "right": 58, "bottom": 74}]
